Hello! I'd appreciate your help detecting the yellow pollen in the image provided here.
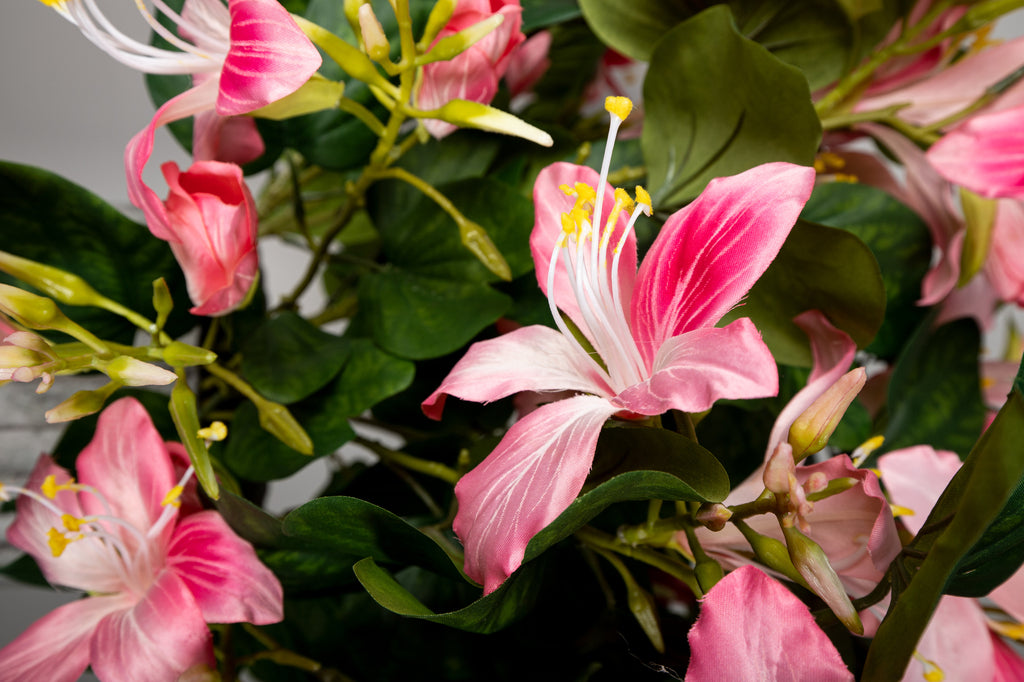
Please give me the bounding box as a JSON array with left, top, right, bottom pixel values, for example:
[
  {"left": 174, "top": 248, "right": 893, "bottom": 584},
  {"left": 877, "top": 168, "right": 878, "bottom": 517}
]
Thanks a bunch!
[
  {"left": 197, "top": 421, "right": 227, "bottom": 442},
  {"left": 981, "top": 376, "right": 996, "bottom": 389},
  {"left": 890, "top": 504, "right": 915, "bottom": 518},
  {"left": 613, "top": 187, "right": 635, "bottom": 215},
  {"left": 604, "top": 96, "right": 633, "bottom": 121},
  {"left": 852, "top": 435, "right": 885, "bottom": 466},
  {"left": 560, "top": 212, "right": 576, "bottom": 235},
  {"left": 834, "top": 172, "right": 859, "bottom": 183},
  {"left": 989, "top": 620, "right": 1024, "bottom": 640},
  {"left": 634, "top": 186, "right": 652, "bottom": 212},
  {"left": 559, "top": 183, "right": 575, "bottom": 197},
  {"left": 41, "top": 474, "right": 74, "bottom": 500},
  {"left": 37, "top": 0, "right": 65, "bottom": 6},
  {"left": 61, "top": 514, "right": 86, "bottom": 532},
  {"left": 47, "top": 527, "right": 74, "bottom": 557},
  {"left": 162, "top": 485, "right": 184, "bottom": 508},
  {"left": 573, "top": 182, "right": 596, "bottom": 206},
  {"left": 813, "top": 159, "right": 826, "bottom": 173}
]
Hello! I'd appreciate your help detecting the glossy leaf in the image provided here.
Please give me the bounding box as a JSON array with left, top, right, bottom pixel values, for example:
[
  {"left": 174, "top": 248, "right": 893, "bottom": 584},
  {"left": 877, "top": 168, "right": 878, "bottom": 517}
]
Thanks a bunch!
[
  {"left": 641, "top": 6, "right": 821, "bottom": 207},
  {"left": 521, "top": 0, "right": 582, "bottom": 32},
  {"left": 720, "top": 220, "right": 885, "bottom": 367},
  {"left": 0, "top": 162, "right": 192, "bottom": 343},
  {"left": 801, "top": 182, "right": 932, "bottom": 359}
]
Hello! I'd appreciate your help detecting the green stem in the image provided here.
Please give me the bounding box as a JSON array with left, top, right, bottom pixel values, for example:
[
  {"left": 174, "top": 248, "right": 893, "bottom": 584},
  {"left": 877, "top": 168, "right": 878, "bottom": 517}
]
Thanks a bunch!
[
  {"left": 354, "top": 436, "right": 461, "bottom": 485},
  {"left": 576, "top": 526, "right": 699, "bottom": 594}
]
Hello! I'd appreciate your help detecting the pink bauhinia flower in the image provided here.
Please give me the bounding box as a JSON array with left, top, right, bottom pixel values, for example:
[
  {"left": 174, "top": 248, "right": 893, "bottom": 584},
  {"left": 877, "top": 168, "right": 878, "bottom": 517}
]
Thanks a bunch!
[
  {"left": 418, "top": 0, "right": 525, "bottom": 139},
  {"left": 422, "top": 98, "right": 815, "bottom": 593},
  {"left": 0, "top": 397, "right": 283, "bottom": 681},
  {"left": 685, "top": 565, "right": 854, "bottom": 682}
]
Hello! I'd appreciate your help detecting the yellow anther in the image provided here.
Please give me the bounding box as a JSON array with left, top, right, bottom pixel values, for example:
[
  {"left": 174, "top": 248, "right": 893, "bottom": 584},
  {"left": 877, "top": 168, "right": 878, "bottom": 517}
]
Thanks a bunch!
[
  {"left": 47, "top": 527, "right": 73, "bottom": 557},
  {"left": 560, "top": 212, "right": 576, "bottom": 236},
  {"left": 162, "top": 485, "right": 184, "bottom": 508},
  {"left": 604, "top": 96, "right": 633, "bottom": 121},
  {"left": 61, "top": 514, "right": 85, "bottom": 532},
  {"left": 613, "top": 187, "right": 635, "bottom": 215},
  {"left": 559, "top": 183, "right": 574, "bottom": 197},
  {"left": 990, "top": 620, "right": 1024, "bottom": 640},
  {"left": 813, "top": 159, "right": 826, "bottom": 173},
  {"left": 834, "top": 173, "right": 859, "bottom": 184},
  {"left": 40, "top": 474, "right": 74, "bottom": 499},
  {"left": 197, "top": 421, "right": 227, "bottom": 442},
  {"left": 890, "top": 504, "right": 915, "bottom": 518},
  {"left": 573, "top": 182, "right": 596, "bottom": 206},
  {"left": 851, "top": 435, "right": 885, "bottom": 466},
  {"left": 634, "top": 186, "right": 652, "bottom": 212}
]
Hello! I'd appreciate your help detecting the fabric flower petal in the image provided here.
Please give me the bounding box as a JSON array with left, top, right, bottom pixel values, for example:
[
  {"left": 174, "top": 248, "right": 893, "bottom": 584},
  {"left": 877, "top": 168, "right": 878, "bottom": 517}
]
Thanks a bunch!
[
  {"left": 927, "top": 106, "right": 1024, "bottom": 199},
  {"left": 631, "top": 162, "right": 815, "bottom": 367},
  {"left": 685, "top": 565, "right": 853, "bottom": 682},
  {"left": 454, "top": 395, "right": 620, "bottom": 593},
  {"left": 876, "top": 445, "right": 961, "bottom": 536},
  {"left": 422, "top": 324, "right": 613, "bottom": 420},
  {"left": 613, "top": 318, "right": 778, "bottom": 416},
  {"left": 167, "top": 510, "right": 284, "bottom": 625}
]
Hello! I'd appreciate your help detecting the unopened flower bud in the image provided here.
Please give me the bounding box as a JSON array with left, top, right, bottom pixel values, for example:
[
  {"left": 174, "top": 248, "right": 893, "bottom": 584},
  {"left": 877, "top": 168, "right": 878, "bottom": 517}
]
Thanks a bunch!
[
  {"left": 257, "top": 400, "right": 314, "bottom": 455},
  {"left": 358, "top": 4, "right": 390, "bottom": 61},
  {"left": 0, "top": 284, "right": 59, "bottom": 327},
  {"left": 733, "top": 519, "right": 805, "bottom": 586},
  {"left": 460, "top": 220, "right": 511, "bottom": 281},
  {"left": 0, "top": 250, "right": 104, "bottom": 307},
  {"left": 161, "top": 341, "right": 217, "bottom": 367},
  {"left": 152, "top": 278, "right": 173, "bottom": 331},
  {"left": 789, "top": 368, "right": 867, "bottom": 461},
  {"left": 344, "top": 0, "right": 368, "bottom": 40},
  {"left": 420, "top": 0, "right": 456, "bottom": 48},
  {"left": 170, "top": 381, "right": 219, "bottom": 500},
  {"left": 99, "top": 356, "right": 177, "bottom": 387},
  {"left": 782, "top": 525, "right": 863, "bottom": 634},
  {"left": 427, "top": 99, "right": 553, "bottom": 147},
  {"left": 45, "top": 383, "right": 117, "bottom": 423},
  {"left": 695, "top": 503, "right": 732, "bottom": 532},
  {"left": 804, "top": 472, "right": 828, "bottom": 495},
  {"left": 763, "top": 442, "right": 795, "bottom": 494},
  {"left": 418, "top": 14, "right": 504, "bottom": 65}
]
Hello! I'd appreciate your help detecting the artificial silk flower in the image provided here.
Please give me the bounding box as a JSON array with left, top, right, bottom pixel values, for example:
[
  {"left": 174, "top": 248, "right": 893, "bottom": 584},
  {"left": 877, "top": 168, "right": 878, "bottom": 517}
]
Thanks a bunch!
[
  {"left": 423, "top": 97, "right": 816, "bottom": 593},
  {"left": 685, "top": 565, "right": 854, "bottom": 682},
  {"left": 0, "top": 397, "right": 283, "bottom": 681},
  {"left": 418, "top": 0, "right": 525, "bottom": 139},
  {"left": 161, "top": 160, "right": 259, "bottom": 316},
  {"left": 927, "top": 105, "right": 1024, "bottom": 200}
]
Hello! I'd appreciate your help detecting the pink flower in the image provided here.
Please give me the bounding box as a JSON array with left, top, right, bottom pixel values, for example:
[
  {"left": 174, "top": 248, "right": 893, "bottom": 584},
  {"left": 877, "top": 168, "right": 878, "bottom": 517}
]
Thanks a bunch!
[
  {"left": 927, "top": 105, "right": 1024, "bottom": 200},
  {"left": 422, "top": 101, "right": 815, "bottom": 593},
  {"left": 0, "top": 397, "right": 283, "bottom": 681},
  {"left": 504, "top": 30, "right": 551, "bottom": 110},
  {"left": 685, "top": 565, "right": 853, "bottom": 682},
  {"left": 580, "top": 50, "right": 648, "bottom": 139},
  {"left": 418, "top": 0, "right": 526, "bottom": 139},
  {"left": 161, "top": 160, "right": 259, "bottom": 316}
]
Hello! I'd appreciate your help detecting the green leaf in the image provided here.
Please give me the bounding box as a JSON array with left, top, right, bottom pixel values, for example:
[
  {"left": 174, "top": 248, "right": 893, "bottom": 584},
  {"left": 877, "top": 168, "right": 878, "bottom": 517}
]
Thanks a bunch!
[
  {"left": 215, "top": 490, "right": 290, "bottom": 547},
  {"left": 801, "top": 182, "right": 932, "bottom": 359},
  {"left": 522, "top": 0, "right": 582, "bottom": 32},
  {"left": 863, "top": 391, "right": 1024, "bottom": 680},
  {"left": 641, "top": 6, "right": 821, "bottom": 208},
  {"left": 721, "top": 220, "right": 885, "bottom": 367},
  {"left": 0, "top": 554, "right": 48, "bottom": 588},
  {"left": 240, "top": 312, "right": 351, "bottom": 404},
  {"left": 578, "top": 0, "right": 696, "bottom": 61},
  {"left": 0, "top": 162, "right": 192, "bottom": 344},
  {"left": 524, "top": 426, "right": 731, "bottom": 564},
  {"left": 353, "top": 556, "right": 544, "bottom": 633},
  {"left": 882, "top": 317, "right": 987, "bottom": 457},
  {"left": 358, "top": 270, "right": 510, "bottom": 360}
]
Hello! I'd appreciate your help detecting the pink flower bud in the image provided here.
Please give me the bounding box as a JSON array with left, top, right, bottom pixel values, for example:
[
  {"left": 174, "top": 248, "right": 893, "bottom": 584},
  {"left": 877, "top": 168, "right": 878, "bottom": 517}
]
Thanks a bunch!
[{"left": 789, "top": 367, "right": 867, "bottom": 461}]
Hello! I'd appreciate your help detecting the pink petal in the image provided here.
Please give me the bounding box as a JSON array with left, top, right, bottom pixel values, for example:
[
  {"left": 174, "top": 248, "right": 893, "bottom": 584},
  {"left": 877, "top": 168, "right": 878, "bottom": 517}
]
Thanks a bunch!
[
  {"left": 876, "top": 445, "right": 962, "bottom": 536},
  {"left": 902, "top": 597, "right": 994, "bottom": 682},
  {"left": 765, "top": 310, "right": 857, "bottom": 457},
  {"left": 0, "top": 594, "right": 126, "bottom": 682},
  {"left": 685, "top": 566, "right": 853, "bottom": 682},
  {"left": 613, "top": 318, "right": 778, "bottom": 416},
  {"left": 927, "top": 106, "right": 1024, "bottom": 199},
  {"left": 7, "top": 456, "right": 126, "bottom": 594},
  {"left": 420, "top": 47, "right": 500, "bottom": 139},
  {"left": 630, "top": 162, "right": 815, "bottom": 368},
  {"left": 988, "top": 564, "right": 1024, "bottom": 625},
  {"left": 504, "top": 30, "right": 551, "bottom": 97},
  {"left": 192, "top": 108, "right": 266, "bottom": 165},
  {"left": 161, "top": 160, "right": 259, "bottom": 316},
  {"left": 215, "top": 0, "right": 323, "bottom": 116},
  {"left": 453, "top": 395, "right": 619, "bottom": 593},
  {"left": 75, "top": 398, "right": 179, "bottom": 550},
  {"left": 167, "top": 510, "right": 284, "bottom": 625},
  {"left": 992, "top": 629, "right": 1024, "bottom": 682},
  {"left": 422, "top": 324, "right": 613, "bottom": 420},
  {"left": 91, "top": 569, "right": 215, "bottom": 682},
  {"left": 530, "top": 162, "right": 637, "bottom": 344},
  {"left": 986, "top": 200, "right": 1024, "bottom": 305}
]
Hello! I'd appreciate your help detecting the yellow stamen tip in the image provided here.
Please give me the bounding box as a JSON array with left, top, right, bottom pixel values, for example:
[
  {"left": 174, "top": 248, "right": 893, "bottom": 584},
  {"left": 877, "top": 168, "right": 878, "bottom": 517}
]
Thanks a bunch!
[
  {"left": 573, "top": 182, "right": 596, "bottom": 205},
  {"left": 197, "top": 421, "right": 227, "bottom": 442},
  {"left": 162, "top": 485, "right": 184, "bottom": 508},
  {"left": 559, "top": 183, "right": 574, "bottom": 197},
  {"left": 890, "top": 504, "right": 915, "bottom": 518},
  {"left": 61, "top": 514, "right": 85, "bottom": 532},
  {"left": 604, "top": 96, "right": 633, "bottom": 122},
  {"left": 41, "top": 475, "right": 60, "bottom": 499},
  {"left": 634, "top": 186, "right": 652, "bottom": 212},
  {"left": 613, "top": 187, "right": 635, "bottom": 214},
  {"left": 47, "top": 527, "right": 71, "bottom": 557},
  {"left": 560, "top": 212, "right": 575, "bottom": 236}
]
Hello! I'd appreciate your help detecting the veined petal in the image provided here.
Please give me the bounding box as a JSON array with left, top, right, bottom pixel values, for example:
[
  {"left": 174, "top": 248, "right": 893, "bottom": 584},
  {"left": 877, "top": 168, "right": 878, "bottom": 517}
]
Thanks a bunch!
[
  {"left": 216, "top": 0, "right": 323, "bottom": 116},
  {"left": 904, "top": 597, "right": 994, "bottom": 682},
  {"left": 631, "top": 162, "right": 814, "bottom": 367},
  {"left": 987, "top": 200, "right": 1024, "bottom": 306},
  {"left": 422, "top": 324, "right": 612, "bottom": 420},
  {"left": 927, "top": 106, "right": 1024, "bottom": 199},
  {"left": 765, "top": 310, "right": 856, "bottom": 458},
  {"left": 454, "top": 395, "right": 619, "bottom": 593},
  {"left": 876, "top": 445, "right": 961, "bottom": 536},
  {"left": 192, "top": 108, "right": 265, "bottom": 165},
  {"left": 0, "top": 594, "right": 127, "bottom": 682},
  {"left": 992, "top": 629, "right": 1024, "bottom": 681},
  {"left": 685, "top": 566, "right": 853, "bottom": 682},
  {"left": 91, "top": 569, "right": 214, "bottom": 682},
  {"left": 420, "top": 48, "right": 500, "bottom": 139},
  {"left": 613, "top": 318, "right": 778, "bottom": 416},
  {"left": 75, "top": 398, "right": 178, "bottom": 547},
  {"left": 530, "top": 162, "right": 637, "bottom": 345},
  {"left": 167, "top": 511, "right": 284, "bottom": 625}
]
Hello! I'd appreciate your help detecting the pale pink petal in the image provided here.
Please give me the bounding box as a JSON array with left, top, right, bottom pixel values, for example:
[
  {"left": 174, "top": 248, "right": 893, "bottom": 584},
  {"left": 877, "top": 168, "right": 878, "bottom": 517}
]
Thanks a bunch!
[
  {"left": 7, "top": 456, "right": 126, "bottom": 594},
  {"left": 167, "top": 510, "right": 284, "bottom": 625},
  {"left": 125, "top": 78, "right": 222, "bottom": 240},
  {"left": 0, "top": 594, "right": 127, "bottom": 682},
  {"left": 215, "top": 0, "right": 323, "bottom": 116},
  {"left": 920, "top": 229, "right": 965, "bottom": 306},
  {"left": 765, "top": 310, "right": 857, "bottom": 457},
  {"left": 474, "top": 4, "right": 524, "bottom": 76},
  {"left": 988, "top": 566, "right": 1024, "bottom": 624},
  {"left": 420, "top": 47, "right": 498, "bottom": 139},
  {"left": 453, "top": 395, "right": 619, "bottom": 593},
  {"left": 927, "top": 106, "right": 1024, "bottom": 199},
  {"left": 530, "top": 162, "right": 636, "bottom": 343},
  {"left": 992, "top": 630, "right": 1024, "bottom": 681},
  {"left": 612, "top": 318, "right": 778, "bottom": 416},
  {"left": 75, "top": 398, "right": 178, "bottom": 549},
  {"left": 685, "top": 566, "right": 853, "bottom": 682},
  {"left": 937, "top": 271, "right": 1000, "bottom": 329},
  {"left": 422, "top": 324, "right": 613, "bottom": 420},
  {"left": 987, "top": 200, "right": 1024, "bottom": 305},
  {"left": 91, "top": 569, "right": 215, "bottom": 682},
  {"left": 504, "top": 30, "right": 551, "bottom": 97},
  {"left": 161, "top": 160, "right": 259, "bottom": 316},
  {"left": 876, "top": 445, "right": 961, "bottom": 536},
  {"left": 630, "top": 162, "right": 815, "bottom": 367},
  {"left": 903, "top": 597, "right": 994, "bottom": 682},
  {"left": 192, "top": 109, "right": 265, "bottom": 165}
]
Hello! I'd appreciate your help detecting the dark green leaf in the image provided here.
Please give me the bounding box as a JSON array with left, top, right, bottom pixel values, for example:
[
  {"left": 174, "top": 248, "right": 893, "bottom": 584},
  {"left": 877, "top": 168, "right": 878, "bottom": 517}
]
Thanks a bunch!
[
  {"left": 215, "top": 490, "right": 289, "bottom": 547},
  {"left": 801, "top": 182, "right": 932, "bottom": 359},
  {"left": 0, "top": 162, "right": 193, "bottom": 344},
  {"left": 883, "top": 318, "right": 987, "bottom": 457},
  {"left": 721, "top": 220, "right": 885, "bottom": 367},
  {"left": 0, "top": 554, "right": 47, "bottom": 587},
  {"left": 641, "top": 6, "right": 821, "bottom": 207},
  {"left": 522, "top": 0, "right": 582, "bottom": 32},
  {"left": 578, "top": 0, "right": 696, "bottom": 61},
  {"left": 240, "top": 312, "right": 350, "bottom": 404}
]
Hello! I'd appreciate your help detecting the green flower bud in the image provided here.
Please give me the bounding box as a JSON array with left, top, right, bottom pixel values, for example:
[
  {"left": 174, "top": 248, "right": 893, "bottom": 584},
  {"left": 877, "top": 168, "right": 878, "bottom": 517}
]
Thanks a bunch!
[
  {"left": 789, "top": 368, "right": 867, "bottom": 461},
  {"left": 99, "top": 356, "right": 177, "bottom": 387},
  {"left": 783, "top": 525, "right": 863, "bottom": 635},
  {"left": 257, "top": 400, "right": 314, "bottom": 455},
  {"left": 45, "top": 382, "right": 118, "bottom": 423},
  {"left": 0, "top": 250, "right": 104, "bottom": 307},
  {"left": 161, "top": 341, "right": 217, "bottom": 368},
  {"left": 416, "top": 14, "right": 503, "bottom": 66},
  {"left": 424, "top": 99, "right": 553, "bottom": 147}
]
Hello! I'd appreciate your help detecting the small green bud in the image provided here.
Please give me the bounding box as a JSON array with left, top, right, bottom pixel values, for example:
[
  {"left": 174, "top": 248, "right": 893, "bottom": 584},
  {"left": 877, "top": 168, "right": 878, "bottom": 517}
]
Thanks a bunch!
[
  {"left": 293, "top": 16, "right": 390, "bottom": 89},
  {"left": 733, "top": 518, "right": 805, "bottom": 586},
  {"left": 0, "top": 284, "right": 59, "bottom": 327},
  {"left": 417, "top": 14, "right": 503, "bottom": 66},
  {"left": 257, "top": 400, "right": 314, "bottom": 455},
  {"left": 788, "top": 368, "right": 867, "bottom": 461},
  {"left": 783, "top": 525, "right": 863, "bottom": 635},
  {"left": 460, "top": 221, "right": 511, "bottom": 281},
  {"left": 695, "top": 503, "right": 733, "bottom": 532},
  {"left": 152, "top": 278, "right": 173, "bottom": 332},
  {"left": 162, "top": 341, "right": 217, "bottom": 367},
  {"left": 0, "top": 250, "right": 104, "bottom": 307},
  {"left": 45, "top": 382, "right": 118, "bottom": 423},
  {"left": 343, "top": 0, "right": 368, "bottom": 41},
  {"left": 694, "top": 557, "right": 724, "bottom": 595}
]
